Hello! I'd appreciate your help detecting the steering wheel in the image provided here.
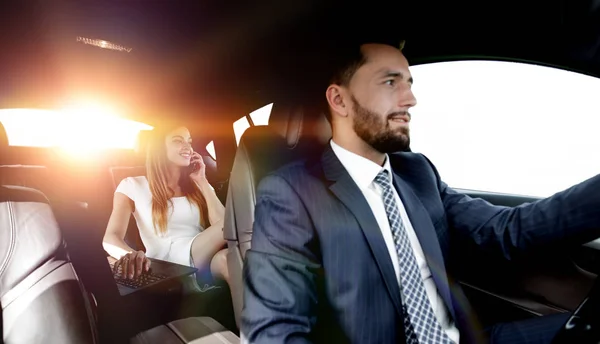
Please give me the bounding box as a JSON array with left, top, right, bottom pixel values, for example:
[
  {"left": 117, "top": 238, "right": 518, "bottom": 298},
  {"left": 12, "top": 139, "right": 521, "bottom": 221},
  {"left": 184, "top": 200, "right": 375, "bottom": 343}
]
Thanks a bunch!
[{"left": 552, "top": 278, "right": 600, "bottom": 343}]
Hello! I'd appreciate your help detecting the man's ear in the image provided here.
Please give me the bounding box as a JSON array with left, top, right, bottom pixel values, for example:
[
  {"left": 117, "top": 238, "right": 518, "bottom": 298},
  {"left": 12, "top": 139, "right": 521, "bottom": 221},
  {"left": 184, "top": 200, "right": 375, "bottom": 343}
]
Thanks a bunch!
[{"left": 325, "top": 84, "right": 349, "bottom": 119}]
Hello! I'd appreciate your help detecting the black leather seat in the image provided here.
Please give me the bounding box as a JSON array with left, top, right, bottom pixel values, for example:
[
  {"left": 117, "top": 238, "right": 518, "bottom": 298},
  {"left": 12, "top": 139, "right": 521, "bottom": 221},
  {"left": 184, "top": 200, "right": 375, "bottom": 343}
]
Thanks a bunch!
[
  {"left": 0, "top": 184, "right": 239, "bottom": 344},
  {"left": 223, "top": 102, "right": 332, "bottom": 326}
]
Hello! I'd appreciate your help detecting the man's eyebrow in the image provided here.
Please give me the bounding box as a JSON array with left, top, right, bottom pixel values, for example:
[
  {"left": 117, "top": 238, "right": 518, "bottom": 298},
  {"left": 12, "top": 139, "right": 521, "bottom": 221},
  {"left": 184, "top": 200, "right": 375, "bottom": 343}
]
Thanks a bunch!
[{"left": 377, "top": 70, "right": 414, "bottom": 84}]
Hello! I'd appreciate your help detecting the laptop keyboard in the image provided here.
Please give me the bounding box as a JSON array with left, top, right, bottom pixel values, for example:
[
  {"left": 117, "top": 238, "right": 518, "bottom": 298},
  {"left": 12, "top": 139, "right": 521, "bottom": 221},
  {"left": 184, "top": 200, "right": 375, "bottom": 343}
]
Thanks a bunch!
[{"left": 110, "top": 262, "right": 169, "bottom": 289}]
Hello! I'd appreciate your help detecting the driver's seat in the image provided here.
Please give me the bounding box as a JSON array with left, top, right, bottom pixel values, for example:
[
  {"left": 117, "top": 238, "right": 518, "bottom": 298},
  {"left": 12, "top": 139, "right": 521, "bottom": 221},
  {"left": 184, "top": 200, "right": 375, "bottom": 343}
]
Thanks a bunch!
[{"left": 223, "top": 101, "right": 332, "bottom": 326}]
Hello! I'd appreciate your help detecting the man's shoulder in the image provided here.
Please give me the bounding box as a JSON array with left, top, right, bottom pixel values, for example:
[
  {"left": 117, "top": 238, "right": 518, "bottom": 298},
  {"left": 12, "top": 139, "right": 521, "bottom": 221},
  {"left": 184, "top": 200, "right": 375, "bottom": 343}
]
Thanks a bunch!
[
  {"left": 389, "top": 151, "right": 428, "bottom": 163},
  {"left": 389, "top": 151, "right": 436, "bottom": 169},
  {"left": 388, "top": 151, "right": 441, "bottom": 183}
]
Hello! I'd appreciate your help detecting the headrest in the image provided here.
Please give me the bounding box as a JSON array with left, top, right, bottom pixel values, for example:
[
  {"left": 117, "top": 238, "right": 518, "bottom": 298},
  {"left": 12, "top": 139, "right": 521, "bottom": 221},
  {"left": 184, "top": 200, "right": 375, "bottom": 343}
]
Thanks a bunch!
[
  {"left": 268, "top": 103, "right": 332, "bottom": 148},
  {"left": 0, "top": 122, "right": 8, "bottom": 148},
  {"left": 0, "top": 185, "right": 62, "bottom": 298}
]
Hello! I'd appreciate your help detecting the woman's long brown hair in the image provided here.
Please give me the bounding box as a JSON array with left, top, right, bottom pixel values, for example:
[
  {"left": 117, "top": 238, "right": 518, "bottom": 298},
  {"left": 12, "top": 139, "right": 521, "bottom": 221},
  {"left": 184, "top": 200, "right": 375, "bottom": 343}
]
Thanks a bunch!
[{"left": 144, "top": 124, "right": 209, "bottom": 236}]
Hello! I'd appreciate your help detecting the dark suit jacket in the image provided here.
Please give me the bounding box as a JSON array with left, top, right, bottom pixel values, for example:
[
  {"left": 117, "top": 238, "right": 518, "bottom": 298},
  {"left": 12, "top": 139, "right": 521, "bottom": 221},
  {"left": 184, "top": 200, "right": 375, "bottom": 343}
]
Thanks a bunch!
[{"left": 241, "top": 145, "right": 600, "bottom": 344}]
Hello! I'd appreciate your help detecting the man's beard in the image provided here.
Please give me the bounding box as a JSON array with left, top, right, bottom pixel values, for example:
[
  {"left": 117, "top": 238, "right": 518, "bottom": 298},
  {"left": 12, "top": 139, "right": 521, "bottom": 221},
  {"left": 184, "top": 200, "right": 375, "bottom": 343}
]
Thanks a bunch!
[{"left": 351, "top": 95, "right": 411, "bottom": 153}]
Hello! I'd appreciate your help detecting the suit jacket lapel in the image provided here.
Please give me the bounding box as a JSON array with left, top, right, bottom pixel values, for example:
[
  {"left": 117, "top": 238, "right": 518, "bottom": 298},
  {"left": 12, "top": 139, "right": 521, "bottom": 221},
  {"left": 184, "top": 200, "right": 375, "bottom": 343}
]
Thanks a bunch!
[
  {"left": 390, "top": 166, "right": 456, "bottom": 320},
  {"left": 322, "top": 146, "right": 404, "bottom": 317}
]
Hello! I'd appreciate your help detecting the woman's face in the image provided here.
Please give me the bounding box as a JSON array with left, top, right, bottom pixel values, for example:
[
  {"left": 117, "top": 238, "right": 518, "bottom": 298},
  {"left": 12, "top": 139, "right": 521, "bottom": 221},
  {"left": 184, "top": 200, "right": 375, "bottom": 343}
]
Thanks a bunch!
[{"left": 164, "top": 126, "right": 193, "bottom": 167}]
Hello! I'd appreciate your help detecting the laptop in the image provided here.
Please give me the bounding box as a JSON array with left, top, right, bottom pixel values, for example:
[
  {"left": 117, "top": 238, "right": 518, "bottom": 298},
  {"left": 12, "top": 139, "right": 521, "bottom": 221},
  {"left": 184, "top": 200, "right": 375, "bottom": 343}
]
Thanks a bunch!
[{"left": 107, "top": 256, "right": 198, "bottom": 296}]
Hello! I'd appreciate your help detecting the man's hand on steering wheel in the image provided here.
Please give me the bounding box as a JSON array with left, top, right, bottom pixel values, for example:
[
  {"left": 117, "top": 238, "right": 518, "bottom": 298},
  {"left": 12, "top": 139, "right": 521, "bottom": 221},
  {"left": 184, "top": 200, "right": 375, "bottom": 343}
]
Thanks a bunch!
[{"left": 113, "top": 250, "right": 151, "bottom": 279}]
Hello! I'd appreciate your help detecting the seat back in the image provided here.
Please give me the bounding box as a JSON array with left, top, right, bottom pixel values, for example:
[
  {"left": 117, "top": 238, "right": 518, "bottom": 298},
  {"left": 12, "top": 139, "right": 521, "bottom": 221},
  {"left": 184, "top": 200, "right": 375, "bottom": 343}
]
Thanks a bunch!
[
  {"left": 223, "top": 102, "right": 331, "bottom": 326},
  {"left": 0, "top": 185, "right": 99, "bottom": 343}
]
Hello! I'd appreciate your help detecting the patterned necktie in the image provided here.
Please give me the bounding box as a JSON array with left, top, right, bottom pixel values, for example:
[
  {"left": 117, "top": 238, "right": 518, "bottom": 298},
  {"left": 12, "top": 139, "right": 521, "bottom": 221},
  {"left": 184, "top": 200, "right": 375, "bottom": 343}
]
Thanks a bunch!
[{"left": 374, "top": 170, "right": 454, "bottom": 344}]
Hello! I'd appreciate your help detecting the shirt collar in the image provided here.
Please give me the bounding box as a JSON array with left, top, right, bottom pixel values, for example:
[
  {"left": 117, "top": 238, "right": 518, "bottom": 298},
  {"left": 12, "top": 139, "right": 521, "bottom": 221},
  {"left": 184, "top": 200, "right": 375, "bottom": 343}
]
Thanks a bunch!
[{"left": 330, "top": 139, "right": 392, "bottom": 190}]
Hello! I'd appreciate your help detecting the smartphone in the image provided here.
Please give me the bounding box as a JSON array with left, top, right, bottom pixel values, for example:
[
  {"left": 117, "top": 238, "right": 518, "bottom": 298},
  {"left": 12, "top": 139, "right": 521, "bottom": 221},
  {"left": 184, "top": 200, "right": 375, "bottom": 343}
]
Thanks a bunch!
[{"left": 188, "top": 161, "right": 200, "bottom": 174}]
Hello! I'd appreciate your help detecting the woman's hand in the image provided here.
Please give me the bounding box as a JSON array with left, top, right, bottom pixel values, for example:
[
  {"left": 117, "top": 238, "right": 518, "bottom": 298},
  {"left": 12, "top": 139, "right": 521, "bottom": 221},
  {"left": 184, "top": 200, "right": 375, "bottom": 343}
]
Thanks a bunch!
[
  {"left": 113, "top": 250, "right": 151, "bottom": 279},
  {"left": 188, "top": 152, "right": 223, "bottom": 224},
  {"left": 189, "top": 152, "right": 208, "bottom": 185}
]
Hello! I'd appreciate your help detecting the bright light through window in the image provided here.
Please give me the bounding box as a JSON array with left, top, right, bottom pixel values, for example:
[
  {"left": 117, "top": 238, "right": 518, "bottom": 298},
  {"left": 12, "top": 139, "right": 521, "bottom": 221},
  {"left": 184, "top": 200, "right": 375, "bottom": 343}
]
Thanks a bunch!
[
  {"left": 409, "top": 60, "right": 600, "bottom": 197},
  {"left": 0, "top": 108, "right": 153, "bottom": 150},
  {"left": 233, "top": 116, "right": 251, "bottom": 145},
  {"left": 206, "top": 141, "right": 216, "bottom": 160},
  {"left": 249, "top": 103, "right": 273, "bottom": 126},
  {"left": 232, "top": 103, "right": 274, "bottom": 146}
]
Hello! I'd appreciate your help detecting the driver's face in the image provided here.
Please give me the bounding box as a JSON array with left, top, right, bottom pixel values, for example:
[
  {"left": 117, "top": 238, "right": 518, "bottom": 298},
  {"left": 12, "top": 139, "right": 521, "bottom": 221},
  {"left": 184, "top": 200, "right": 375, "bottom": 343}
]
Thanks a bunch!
[{"left": 345, "top": 44, "right": 417, "bottom": 153}]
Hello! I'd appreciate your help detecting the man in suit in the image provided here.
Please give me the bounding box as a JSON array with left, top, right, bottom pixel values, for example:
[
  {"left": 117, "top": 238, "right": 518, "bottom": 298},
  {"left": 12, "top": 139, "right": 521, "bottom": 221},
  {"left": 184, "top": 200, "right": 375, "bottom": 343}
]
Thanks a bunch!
[{"left": 241, "top": 41, "right": 600, "bottom": 343}]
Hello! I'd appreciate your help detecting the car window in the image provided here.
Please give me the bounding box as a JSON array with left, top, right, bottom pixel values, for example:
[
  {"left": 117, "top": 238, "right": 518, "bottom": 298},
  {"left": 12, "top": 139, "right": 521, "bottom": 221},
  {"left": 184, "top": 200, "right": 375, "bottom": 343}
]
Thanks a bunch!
[
  {"left": 206, "top": 141, "right": 216, "bottom": 159},
  {"left": 233, "top": 103, "right": 274, "bottom": 145},
  {"left": 233, "top": 116, "right": 251, "bottom": 145},
  {"left": 409, "top": 60, "right": 600, "bottom": 197},
  {"left": 0, "top": 108, "right": 152, "bottom": 151},
  {"left": 249, "top": 103, "right": 273, "bottom": 126}
]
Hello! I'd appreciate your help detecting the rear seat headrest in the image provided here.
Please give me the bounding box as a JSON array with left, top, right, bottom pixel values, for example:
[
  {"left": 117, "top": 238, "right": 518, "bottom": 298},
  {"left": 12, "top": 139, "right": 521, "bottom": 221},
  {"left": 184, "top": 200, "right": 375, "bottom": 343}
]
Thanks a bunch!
[{"left": 267, "top": 103, "right": 332, "bottom": 148}]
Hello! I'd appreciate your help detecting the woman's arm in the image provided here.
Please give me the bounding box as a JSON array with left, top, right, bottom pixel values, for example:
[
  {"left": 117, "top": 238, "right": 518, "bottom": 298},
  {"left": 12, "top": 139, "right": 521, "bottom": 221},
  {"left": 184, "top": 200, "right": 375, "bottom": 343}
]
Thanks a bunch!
[
  {"left": 189, "top": 153, "right": 224, "bottom": 225},
  {"left": 196, "top": 179, "right": 225, "bottom": 225},
  {"left": 103, "top": 192, "right": 137, "bottom": 259}
]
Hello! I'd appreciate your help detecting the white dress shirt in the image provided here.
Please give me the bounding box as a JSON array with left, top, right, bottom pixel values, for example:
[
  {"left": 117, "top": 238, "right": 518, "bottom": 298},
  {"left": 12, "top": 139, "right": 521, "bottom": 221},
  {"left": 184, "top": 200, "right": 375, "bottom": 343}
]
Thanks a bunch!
[{"left": 330, "top": 140, "right": 460, "bottom": 343}]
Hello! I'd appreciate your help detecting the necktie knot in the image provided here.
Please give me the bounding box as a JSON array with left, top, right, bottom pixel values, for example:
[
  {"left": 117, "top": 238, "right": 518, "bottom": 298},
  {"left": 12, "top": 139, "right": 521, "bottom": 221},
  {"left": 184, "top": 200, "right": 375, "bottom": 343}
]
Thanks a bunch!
[{"left": 374, "top": 170, "right": 392, "bottom": 190}]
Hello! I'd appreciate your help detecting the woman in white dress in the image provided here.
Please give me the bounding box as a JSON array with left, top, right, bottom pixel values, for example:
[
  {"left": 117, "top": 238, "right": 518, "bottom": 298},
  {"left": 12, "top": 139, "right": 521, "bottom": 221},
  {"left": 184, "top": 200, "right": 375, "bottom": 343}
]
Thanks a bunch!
[{"left": 102, "top": 124, "right": 229, "bottom": 289}]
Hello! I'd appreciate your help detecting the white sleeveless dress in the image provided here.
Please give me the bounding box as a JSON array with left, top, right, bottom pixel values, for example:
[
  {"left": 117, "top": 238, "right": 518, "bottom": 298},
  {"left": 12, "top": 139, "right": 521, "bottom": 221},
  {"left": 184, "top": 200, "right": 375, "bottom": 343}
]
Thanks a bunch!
[{"left": 115, "top": 176, "right": 204, "bottom": 268}]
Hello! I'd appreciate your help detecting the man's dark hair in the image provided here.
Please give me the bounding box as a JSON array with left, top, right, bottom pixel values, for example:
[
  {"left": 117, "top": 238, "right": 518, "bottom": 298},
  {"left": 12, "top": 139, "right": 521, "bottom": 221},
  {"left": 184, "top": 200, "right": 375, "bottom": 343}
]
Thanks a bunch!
[
  {"left": 322, "top": 39, "right": 406, "bottom": 123},
  {"left": 329, "top": 46, "right": 368, "bottom": 88}
]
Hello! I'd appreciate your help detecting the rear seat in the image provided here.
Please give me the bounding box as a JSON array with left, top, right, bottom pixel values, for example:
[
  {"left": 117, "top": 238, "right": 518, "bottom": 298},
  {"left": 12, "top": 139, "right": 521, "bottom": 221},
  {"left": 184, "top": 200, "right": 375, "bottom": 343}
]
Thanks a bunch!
[
  {"left": 0, "top": 184, "right": 239, "bottom": 344},
  {"left": 0, "top": 123, "right": 238, "bottom": 343}
]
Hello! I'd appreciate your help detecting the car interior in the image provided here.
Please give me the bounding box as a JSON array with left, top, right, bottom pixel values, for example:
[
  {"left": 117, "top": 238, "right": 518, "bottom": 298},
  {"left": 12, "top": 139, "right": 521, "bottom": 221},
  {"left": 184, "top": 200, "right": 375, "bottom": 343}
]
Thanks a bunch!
[{"left": 3, "top": 0, "right": 600, "bottom": 343}]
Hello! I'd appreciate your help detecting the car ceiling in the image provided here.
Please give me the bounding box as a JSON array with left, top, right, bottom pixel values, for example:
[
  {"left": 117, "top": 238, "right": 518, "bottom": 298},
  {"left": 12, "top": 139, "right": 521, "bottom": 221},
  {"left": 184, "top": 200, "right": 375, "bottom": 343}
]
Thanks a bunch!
[{"left": 1, "top": 0, "right": 599, "bottom": 126}]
